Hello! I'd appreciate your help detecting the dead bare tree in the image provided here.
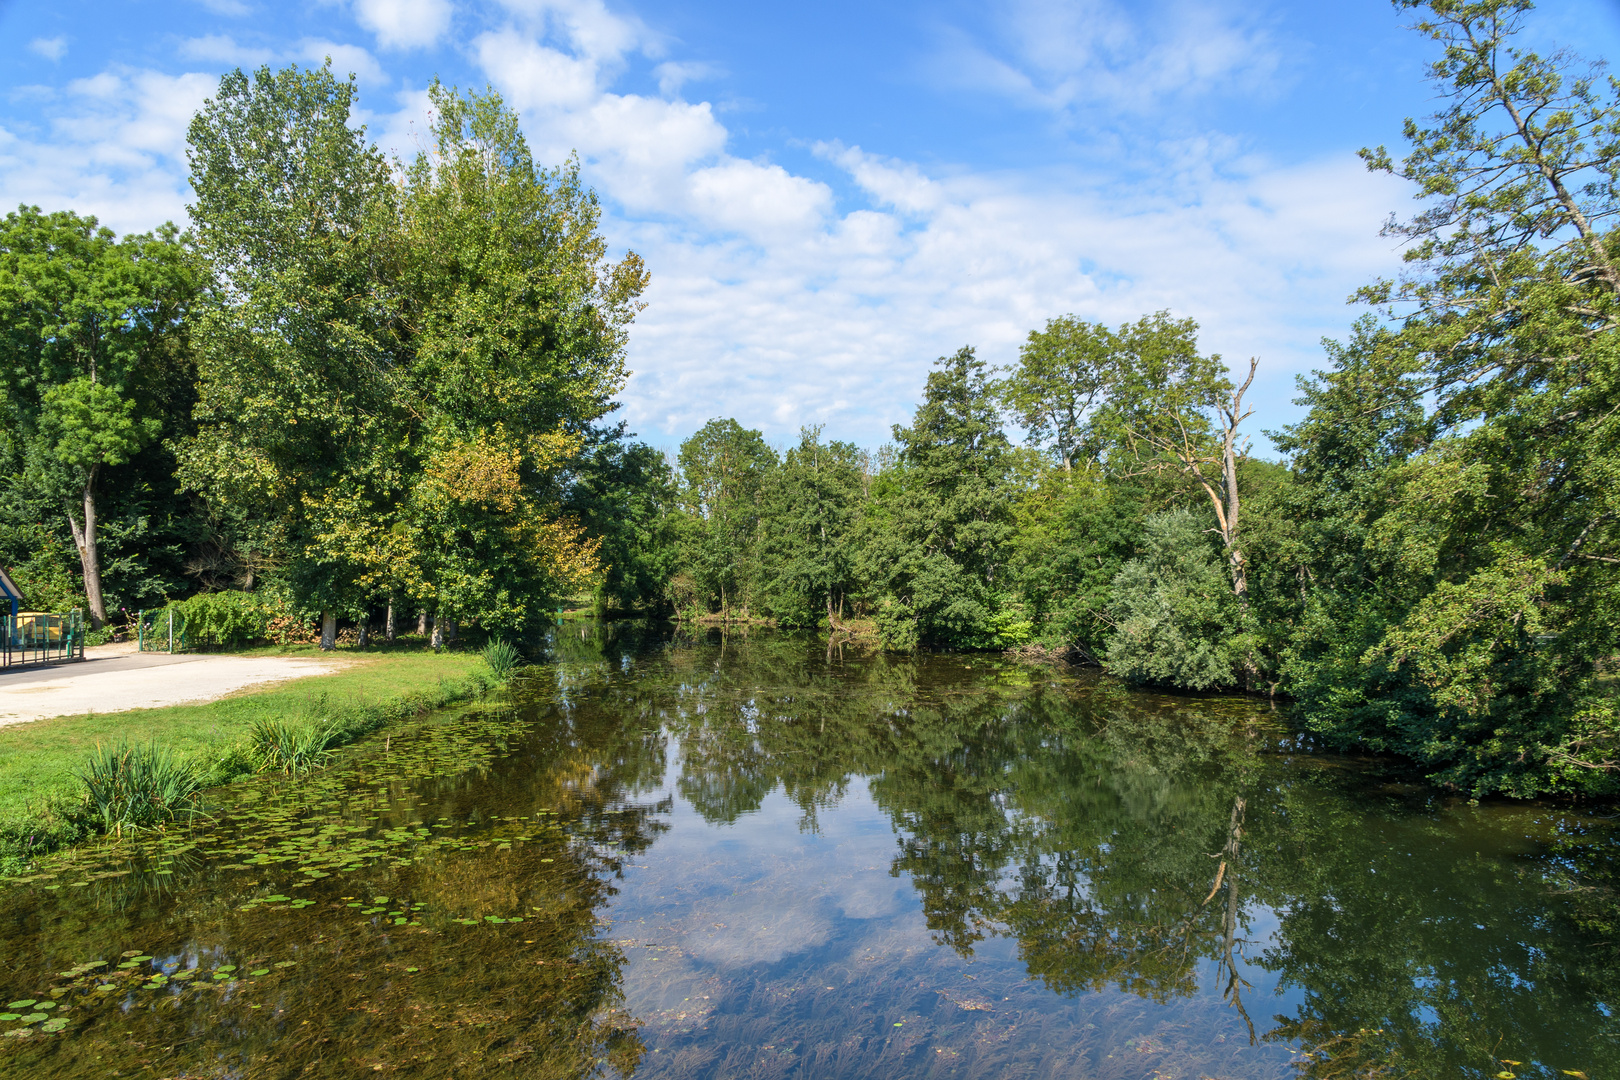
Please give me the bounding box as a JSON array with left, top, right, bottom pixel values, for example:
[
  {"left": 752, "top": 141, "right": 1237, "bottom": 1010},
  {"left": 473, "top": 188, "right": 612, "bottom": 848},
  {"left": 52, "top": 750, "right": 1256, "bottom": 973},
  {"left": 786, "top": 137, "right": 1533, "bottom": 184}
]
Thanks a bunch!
[{"left": 1125, "top": 358, "right": 1259, "bottom": 603}]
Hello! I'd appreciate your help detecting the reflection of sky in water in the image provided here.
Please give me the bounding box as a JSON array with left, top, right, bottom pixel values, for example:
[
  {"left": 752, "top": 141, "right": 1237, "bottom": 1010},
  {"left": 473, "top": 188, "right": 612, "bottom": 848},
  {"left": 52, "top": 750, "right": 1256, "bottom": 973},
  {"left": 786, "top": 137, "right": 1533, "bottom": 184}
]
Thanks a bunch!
[{"left": 600, "top": 732, "right": 1302, "bottom": 1079}]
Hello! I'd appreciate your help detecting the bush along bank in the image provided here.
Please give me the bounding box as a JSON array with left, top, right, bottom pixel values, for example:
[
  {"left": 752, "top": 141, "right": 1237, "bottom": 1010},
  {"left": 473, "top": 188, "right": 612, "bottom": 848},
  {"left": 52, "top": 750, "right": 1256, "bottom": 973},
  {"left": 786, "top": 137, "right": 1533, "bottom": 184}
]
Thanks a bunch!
[{"left": 0, "top": 643, "right": 522, "bottom": 876}]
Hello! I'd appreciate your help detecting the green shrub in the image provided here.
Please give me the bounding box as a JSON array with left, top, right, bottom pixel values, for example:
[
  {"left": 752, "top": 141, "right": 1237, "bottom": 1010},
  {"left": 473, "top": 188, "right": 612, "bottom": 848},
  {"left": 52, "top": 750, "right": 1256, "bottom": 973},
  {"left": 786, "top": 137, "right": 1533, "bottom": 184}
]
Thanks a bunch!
[
  {"left": 78, "top": 741, "right": 206, "bottom": 836},
  {"left": 168, "top": 591, "right": 272, "bottom": 647},
  {"left": 875, "top": 599, "right": 920, "bottom": 652},
  {"left": 1105, "top": 509, "right": 1250, "bottom": 691}
]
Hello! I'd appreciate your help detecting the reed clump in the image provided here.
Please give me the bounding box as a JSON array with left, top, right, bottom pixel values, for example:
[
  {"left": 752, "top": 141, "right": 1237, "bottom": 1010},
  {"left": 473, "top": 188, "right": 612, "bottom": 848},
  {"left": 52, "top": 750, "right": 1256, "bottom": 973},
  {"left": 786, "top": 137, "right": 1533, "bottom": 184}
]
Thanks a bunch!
[
  {"left": 78, "top": 741, "right": 206, "bottom": 836},
  {"left": 250, "top": 717, "right": 340, "bottom": 774},
  {"left": 482, "top": 638, "right": 523, "bottom": 678}
]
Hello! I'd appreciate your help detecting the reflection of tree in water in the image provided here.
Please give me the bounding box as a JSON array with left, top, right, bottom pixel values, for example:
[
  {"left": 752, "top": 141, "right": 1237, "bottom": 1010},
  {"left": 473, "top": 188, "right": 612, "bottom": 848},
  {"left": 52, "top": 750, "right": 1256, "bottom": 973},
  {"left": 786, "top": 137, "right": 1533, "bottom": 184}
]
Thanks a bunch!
[
  {"left": 0, "top": 694, "right": 676, "bottom": 1079},
  {"left": 645, "top": 638, "right": 1619, "bottom": 1079}
]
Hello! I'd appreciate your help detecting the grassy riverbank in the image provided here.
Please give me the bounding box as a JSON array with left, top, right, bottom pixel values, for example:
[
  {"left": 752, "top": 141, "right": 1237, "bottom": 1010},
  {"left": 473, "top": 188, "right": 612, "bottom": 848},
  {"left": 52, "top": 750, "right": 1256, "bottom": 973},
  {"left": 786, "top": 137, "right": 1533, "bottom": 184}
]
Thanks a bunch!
[{"left": 0, "top": 646, "right": 503, "bottom": 872}]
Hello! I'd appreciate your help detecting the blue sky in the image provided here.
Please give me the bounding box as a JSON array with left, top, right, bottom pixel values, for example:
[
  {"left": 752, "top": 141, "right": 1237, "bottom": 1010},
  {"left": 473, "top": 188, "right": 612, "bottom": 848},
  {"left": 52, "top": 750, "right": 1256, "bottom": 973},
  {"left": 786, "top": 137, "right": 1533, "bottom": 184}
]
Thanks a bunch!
[{"left": 4, "top": 0, "right": 1620, "bottom": 453}]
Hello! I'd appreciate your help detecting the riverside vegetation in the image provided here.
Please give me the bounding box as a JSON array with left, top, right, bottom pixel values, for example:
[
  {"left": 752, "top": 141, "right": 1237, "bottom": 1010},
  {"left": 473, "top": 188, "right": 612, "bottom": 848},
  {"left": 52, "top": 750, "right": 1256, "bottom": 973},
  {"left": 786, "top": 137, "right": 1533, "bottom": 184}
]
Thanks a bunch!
[
  {"left": 1, "top": 0, "right": 1617, "bottom": 810},
  {"left": 0, "top": 624, "right": 1613, "bottom": 1078},
  {"left": 0, "top": 641, "right": 520, "bottom": 873}
]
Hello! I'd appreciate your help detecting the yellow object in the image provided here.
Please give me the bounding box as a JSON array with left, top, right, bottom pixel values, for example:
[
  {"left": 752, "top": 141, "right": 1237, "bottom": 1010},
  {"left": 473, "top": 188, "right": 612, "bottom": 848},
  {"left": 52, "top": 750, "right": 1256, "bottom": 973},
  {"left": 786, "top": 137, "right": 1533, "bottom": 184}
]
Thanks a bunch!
[{"left": 14, "top": 612, "right": 65, "bottom": 643}]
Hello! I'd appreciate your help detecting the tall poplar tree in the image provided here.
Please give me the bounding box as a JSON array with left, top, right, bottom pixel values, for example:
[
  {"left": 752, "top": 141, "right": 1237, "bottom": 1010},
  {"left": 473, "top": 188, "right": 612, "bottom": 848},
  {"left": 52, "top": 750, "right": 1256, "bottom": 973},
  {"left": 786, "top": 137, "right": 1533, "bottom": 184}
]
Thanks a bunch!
[
  {"left": 392, "top": 82, "right": 646, "bottom": 632},
  {"left": 179, "top": 62, "right": 401, "bottom": 647}
]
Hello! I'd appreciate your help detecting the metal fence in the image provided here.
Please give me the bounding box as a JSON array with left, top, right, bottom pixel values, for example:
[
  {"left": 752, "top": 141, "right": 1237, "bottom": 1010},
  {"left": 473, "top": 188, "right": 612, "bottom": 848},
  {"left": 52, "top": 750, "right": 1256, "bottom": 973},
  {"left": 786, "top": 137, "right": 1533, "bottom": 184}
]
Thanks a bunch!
[
  {"left": 137, "top": 608, "right": 189, "bottom": 653},
  {"left": 0, "top": 609, "right": 86, "bottom": 670}
]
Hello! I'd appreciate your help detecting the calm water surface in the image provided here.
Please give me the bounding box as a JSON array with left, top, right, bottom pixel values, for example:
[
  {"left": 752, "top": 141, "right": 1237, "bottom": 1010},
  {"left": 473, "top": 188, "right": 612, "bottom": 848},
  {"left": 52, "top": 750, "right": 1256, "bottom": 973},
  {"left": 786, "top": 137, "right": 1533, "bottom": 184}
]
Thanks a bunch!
[{"left": 0, "top": 624, "right": 1615, "bottom": 1079}]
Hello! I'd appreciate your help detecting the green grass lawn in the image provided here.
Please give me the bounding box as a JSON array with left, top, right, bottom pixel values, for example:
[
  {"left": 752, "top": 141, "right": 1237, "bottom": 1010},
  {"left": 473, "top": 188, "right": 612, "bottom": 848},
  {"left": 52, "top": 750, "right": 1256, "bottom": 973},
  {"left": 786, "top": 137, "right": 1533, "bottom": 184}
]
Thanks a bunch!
[{"left": 0, "top": 646, "right": 487, "bottom": 821}]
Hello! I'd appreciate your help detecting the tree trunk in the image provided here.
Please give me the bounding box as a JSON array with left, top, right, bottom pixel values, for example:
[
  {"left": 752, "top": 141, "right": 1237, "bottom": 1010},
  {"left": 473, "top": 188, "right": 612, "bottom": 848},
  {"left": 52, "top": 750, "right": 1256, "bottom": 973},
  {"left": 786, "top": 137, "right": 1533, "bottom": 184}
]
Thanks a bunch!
[
  {"left": 320, "top": 611, "right": 337, "bottom": 651},
  {"left": 417, "top": 610, "right": 430, "bottom": 636},
  {"left": 357, "top": 616, "right": 370, "bottom": 649},
  {"left": 431, "top": 614, "right": 445, "bottom": 649},
  {"left": 445, "top": 619, "right": 457, "bottom": 645},
  {"left": 63, "top": 464, "right": 106, "bottom": 629},
  {"left": 385, "top": 598, "right": 397, "bottom": 642}
]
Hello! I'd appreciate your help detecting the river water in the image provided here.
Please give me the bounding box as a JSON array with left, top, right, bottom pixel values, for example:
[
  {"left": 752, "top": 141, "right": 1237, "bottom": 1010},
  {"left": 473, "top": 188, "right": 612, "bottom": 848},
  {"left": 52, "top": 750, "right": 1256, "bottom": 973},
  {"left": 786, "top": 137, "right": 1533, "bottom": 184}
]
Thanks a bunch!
[{"left": 0, "top": 623, "right": 1613, "bottom": 1078}]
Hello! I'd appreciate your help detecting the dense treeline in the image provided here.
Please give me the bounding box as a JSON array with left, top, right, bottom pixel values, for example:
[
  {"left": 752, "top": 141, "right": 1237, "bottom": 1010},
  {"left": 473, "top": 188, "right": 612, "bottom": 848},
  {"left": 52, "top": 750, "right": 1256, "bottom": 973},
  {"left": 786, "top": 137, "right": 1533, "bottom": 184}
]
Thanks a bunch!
[{"left": 1, "top": 0, "right": 1618, "bottom": 797}]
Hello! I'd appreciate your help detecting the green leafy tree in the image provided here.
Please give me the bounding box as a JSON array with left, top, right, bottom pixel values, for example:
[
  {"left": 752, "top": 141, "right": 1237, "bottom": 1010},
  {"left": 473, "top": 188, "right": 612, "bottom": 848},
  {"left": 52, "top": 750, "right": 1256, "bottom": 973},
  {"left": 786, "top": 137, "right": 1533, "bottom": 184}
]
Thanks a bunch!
[
  {"left": 1006, "top": 461, "right": 1143, "bottom": 659},
  {"left": 755, "top": 425, "right": 866, "bottom": 627},
  {"left": 859, "top": 347, "right": 1020, "bottom": 650},
  {"left": 675, "top": 418, "right": 778, "bottom": 617},
  {"left": 1101, "top": 312, "right": 1258, "bottom": 605},
  {"left": 1276, "top": 0, "right": 1620, "bottom": 795},
  {"left": 391, "top": 82, "right": 646, "bottom": 631},
  {"left": 0, "top": 207, "right": 195, "bottom": 626},
  {"left": 998, "top": 314, "right": 1116, "bottom": 472},
  {"left": 178, "top": 63, "right": 401, "bottom": 646},
  {"left": 565, "top": 433, "right": 680, "bottom": 615}
]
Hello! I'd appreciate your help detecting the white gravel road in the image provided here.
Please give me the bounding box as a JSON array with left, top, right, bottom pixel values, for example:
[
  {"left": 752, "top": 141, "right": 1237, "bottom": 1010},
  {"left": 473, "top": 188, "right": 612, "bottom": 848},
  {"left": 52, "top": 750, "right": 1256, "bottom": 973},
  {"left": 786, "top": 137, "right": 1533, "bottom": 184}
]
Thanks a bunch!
[{"left": 0, "top": 643, "right": 344, "bottom": 727}]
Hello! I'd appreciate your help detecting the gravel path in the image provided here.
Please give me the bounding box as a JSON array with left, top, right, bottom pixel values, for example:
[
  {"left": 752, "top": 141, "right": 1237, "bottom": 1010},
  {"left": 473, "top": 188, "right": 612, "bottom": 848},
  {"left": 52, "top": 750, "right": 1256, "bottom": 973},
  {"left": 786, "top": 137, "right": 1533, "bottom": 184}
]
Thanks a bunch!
[{"left": 0, "top": 643, "right": 344, "bottom": 727}]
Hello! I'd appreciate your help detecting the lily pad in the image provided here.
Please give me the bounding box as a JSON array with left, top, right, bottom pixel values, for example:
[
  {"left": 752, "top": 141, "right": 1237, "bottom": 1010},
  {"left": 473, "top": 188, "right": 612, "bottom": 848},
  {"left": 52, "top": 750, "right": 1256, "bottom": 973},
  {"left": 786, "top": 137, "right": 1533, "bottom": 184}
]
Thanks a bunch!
[
  {"left": 40, "top": 1018, "right": 68, "bottom": 1033},
  {"left": 35, "top": 1002, "right": 56, "bottom": 1010},
  {"left": 273, "top": 960, "right": 297, "bottom": 968},
  {"left": 0, "top": 1014, "right": 19, "bottom": 1022},
  {"left": 250, "top": 969, "right": 270, "bottom": 976},
  {"left": 20, "top": 1013, "right": 46, "bottom": 1024},
  {"left": 6, "top": 1000, "right": 36, "bottom": 1009}
]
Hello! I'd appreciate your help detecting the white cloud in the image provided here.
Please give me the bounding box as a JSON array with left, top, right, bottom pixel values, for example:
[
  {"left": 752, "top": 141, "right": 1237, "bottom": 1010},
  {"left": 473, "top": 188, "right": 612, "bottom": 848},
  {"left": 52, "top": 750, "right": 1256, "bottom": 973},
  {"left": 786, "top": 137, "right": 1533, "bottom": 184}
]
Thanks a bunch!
[
  {"left": 174, "top": 36, "right": 388, "bottom": 87},
  {"left": 496, "top": 0, "right": 655, "bottom": 63},
  {"left": 474, "top": 28, "right": 603, "bottom": 110},
  {"left": 653, "top": 60, "right": 719, "bottom": 97},
  {"left": 931, "top": 0, "right": 1286, "bottom": 118},
  {"left": 0, "top": 68, "right": 214, "bottom": 230},
  {"left": 178, "top": 34, "right": 275, "bottom": 67},
  {"left": 608, "top": 145, "right": 1408, "bottom": 446},
  {"left": 353, "top": 0, "right": 453, "bottom": 51},
  {"left": 686, "top": 160, "right": 832, "bottom": 237},
  {"left": 29, "top": 37, "right": 68, "bottom": 62},
  {"left": 299, "top": 40, "right": 390, "bottom": 86}
]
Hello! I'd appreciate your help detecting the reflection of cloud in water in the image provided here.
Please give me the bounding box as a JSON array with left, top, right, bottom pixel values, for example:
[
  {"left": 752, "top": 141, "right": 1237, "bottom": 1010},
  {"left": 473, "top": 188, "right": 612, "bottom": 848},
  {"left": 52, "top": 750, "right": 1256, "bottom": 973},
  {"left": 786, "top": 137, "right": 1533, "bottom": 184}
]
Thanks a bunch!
[
  {"left": 833, "top": 876, "right": 907, "bottom": 920},
  {"left": 677, "top": 888, "right": 834, "bottom": 965}
]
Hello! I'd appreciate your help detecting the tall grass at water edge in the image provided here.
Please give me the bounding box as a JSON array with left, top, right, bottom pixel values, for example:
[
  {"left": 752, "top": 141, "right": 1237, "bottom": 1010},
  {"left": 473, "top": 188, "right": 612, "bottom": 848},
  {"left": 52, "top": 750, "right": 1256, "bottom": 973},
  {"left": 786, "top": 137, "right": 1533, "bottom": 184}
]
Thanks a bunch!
[
  {"left": 482, "top": 638, "right": 522, "bottom": 678},
  {"left": 0, "top": 654, "right": 515, "bottom": 874},
  {"left": 250, "top": 716, "right": 341, "bottom": 775},
  {"left": 78, "top": 741, "right": 207, "bottom": 836}
]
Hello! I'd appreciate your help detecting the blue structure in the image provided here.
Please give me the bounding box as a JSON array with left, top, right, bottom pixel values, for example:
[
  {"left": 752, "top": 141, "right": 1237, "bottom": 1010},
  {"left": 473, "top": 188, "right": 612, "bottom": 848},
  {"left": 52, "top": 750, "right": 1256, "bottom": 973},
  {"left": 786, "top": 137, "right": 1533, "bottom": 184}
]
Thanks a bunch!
[{"left": 0, "top": 566, "right": 20, "bottom": 620}]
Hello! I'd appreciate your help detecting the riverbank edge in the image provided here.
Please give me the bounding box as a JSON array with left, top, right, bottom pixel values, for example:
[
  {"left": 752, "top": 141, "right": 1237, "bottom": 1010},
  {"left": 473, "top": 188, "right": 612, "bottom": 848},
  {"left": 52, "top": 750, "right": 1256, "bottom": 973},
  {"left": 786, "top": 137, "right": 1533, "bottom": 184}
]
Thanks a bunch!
[{"left": 0, "top": 656, "right": 512, "bottom": 876}]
